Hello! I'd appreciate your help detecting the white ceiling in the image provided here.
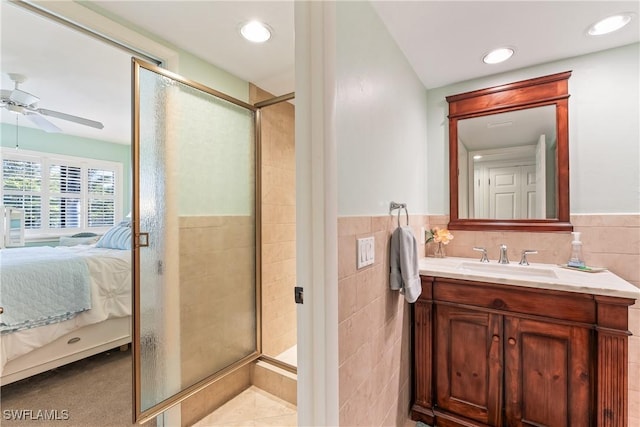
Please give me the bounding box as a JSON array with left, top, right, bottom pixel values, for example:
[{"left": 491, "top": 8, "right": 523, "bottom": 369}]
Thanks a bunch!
[
  {"left": 371, "top": 1, "right": 639, "bottom": 89},
  {"left": 1, "top": 2, "right": 132, "bottom": 144},
  {"left": 1, "top": 1, "right": 638, "bottom": 146}
]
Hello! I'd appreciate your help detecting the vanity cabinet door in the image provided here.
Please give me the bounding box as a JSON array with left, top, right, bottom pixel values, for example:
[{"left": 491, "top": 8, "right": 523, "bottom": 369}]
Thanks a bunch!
[
  {"left": 504, "top": 317, "right": 591, "bottom": 427},
  {"left": 435, "top": 305, "right": 503, "bottom": 425}
]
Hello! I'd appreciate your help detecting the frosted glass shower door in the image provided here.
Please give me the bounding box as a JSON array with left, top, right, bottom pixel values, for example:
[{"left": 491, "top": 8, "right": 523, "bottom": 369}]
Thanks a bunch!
[{"left": 133, "top": 59, "right": 258, "bottom": 420}]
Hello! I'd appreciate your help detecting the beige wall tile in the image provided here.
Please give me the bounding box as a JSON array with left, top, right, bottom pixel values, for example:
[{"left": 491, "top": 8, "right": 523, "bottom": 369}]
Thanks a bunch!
[
  {"left": 630, "top": 362, "right": 640, "bottom": 391},
  {"left": 262, "top": 241, "right": 296, "bottom": 264},
  {"left": 251, "top": 362, "right": 297, "bottom": 405},
  {"left": 253, "top": 84, "right": 297, "bottom": 361},
  {"left": 629, "top": 389, "right": 640, "bottom": 420},
  {"left": 339, "top": 275, "right": 358, "bottom": 323},
  {"left": 263, "top": 223, "right": 296, "bottom": 244},
  {"left": 630, "top": 308, "right": 640, "bottom": 336},
  {"left": 339, "top": 216, "right": 372, "bottom": 237},
  {"left": 338, "top": 215, "right": 421, "bottom": 427},
  {"left": 630, "top": 336, "right": 640, "bottom": 364},
  {"left": 372, "top": 215, "right": 394, "bottom": 233},
  {"left": 262, "top": 204, "right": 296, "bottom": 225},
  {"left": 338, "top": 235, "right": 357, "bottom": 279},
  {"left": 179, "top": 216, "right": 257, "bottom": 386},
  {"left": 181, "top": 363, "right": 252, "bottom": 427},
  {"left": 570, "top": 214, "right": 640, "bottom": 227}
]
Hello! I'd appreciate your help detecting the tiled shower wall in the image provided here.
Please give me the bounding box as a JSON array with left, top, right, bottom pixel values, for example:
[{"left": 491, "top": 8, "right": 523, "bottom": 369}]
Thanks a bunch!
[
  {"left": 179, "top": 215, "right": 256, "bottom": 388},
  {"left": 429, "top": 213, "right": 640, "bottom": 425},
  {"left": 338, "top": 215, "right": 426, "bottom": 426},
  {"left": 250, "top": 84, "right": 297, "bottom": 359}
]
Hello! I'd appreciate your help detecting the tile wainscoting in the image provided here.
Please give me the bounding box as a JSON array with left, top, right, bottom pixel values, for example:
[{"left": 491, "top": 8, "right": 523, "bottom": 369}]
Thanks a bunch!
[{"left": 338, "top": 215, "right": 426, "bottom": 426}]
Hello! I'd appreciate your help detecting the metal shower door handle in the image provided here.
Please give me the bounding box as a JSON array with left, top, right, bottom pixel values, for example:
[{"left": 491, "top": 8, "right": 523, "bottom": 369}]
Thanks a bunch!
[{"left": 137, "top": 232, "right": 149, "bottom": 248}]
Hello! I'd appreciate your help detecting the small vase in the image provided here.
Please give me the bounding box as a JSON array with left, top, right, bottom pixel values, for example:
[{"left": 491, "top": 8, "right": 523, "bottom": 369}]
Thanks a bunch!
[{"left": 434, "top": 242, "right": 445, "bottom": 258}]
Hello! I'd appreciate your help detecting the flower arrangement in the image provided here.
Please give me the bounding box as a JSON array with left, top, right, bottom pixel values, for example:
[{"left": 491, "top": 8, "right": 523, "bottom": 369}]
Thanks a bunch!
[
  {"left": 426, "top": 227, "right": 453, "bottom": 258},
  {"left": 426, "top": 227, "right": 454, "bottom": 245}
]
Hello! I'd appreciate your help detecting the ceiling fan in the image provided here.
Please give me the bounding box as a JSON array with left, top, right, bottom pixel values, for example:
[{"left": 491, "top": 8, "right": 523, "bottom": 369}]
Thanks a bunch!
[{"left": 0, "top": 73, "right": 104, "bottom": 133}]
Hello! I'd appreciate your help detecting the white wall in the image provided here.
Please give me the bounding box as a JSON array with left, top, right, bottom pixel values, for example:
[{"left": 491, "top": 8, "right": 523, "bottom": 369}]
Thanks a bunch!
[
  {"left": 337, "top": 1, "right": 428, "bottom": 216},
  {"left": 426, "top": 43, "right": 640, "bottom": 215}
]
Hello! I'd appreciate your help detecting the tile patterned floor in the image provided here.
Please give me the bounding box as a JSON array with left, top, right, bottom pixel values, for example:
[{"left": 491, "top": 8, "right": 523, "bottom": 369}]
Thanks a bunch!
[
  {"left": 192, "top": 386, "right": 297, "bottom": 427},
  {"left": 274, "top": 345, "right": 297, "bottom": 367}
]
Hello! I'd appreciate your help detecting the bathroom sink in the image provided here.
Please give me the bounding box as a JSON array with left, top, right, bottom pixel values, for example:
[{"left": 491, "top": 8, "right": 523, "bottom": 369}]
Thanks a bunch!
[{"left": 457, "top": 261, "right": 558, "bottom": 279}]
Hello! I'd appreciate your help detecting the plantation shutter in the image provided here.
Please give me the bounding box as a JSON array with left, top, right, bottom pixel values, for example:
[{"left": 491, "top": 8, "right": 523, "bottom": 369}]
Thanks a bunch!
[
  {"left": 49, "top": 164, "right": 82, "bottom": 229},
  {"left": 87, "top": 168, "right": 116, "bottom": 227},
  {"left": 1, "top": 150, "right": 122, "bottom": 236},
  {"left": 2, "top": 158, "right": 43, "bottom": 229}
]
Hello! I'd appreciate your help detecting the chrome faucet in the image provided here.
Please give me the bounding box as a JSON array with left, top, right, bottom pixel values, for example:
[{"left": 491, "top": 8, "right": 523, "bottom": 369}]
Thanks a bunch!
[
  {"left": 473, "top": 247, "right": 490, "bottom": 263},
  {"left": 498, "top": 244, "right": 509, "bottom": 264},
  {"left": 519, "top": 250, "right": 538, "bottom": 266}
]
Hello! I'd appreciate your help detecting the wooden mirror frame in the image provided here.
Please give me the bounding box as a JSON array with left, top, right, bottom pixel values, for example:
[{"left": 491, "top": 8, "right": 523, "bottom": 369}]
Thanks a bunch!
[{"left": 447, "top": 71, "right": 573, "bottom": 232}]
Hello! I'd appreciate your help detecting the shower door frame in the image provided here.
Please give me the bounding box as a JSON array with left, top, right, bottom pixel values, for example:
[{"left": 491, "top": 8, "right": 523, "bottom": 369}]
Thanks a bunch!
[
  {"left": 253, "top": 92, "right": 297, "bottom": 375},
  {"left": 132, "top": 58, "right": 262, "bottom": 424}
]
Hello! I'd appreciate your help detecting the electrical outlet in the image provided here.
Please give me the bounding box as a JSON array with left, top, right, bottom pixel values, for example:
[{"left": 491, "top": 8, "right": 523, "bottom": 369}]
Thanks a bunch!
[{"left": 357, "top": 236, "right": 375, "bottom": 269}]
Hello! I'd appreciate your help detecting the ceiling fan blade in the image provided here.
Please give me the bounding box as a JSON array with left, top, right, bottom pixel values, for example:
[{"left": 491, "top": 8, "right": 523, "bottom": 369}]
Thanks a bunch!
[
  {"left": 10, "top": 88, "right": 40, "bottom": 107},
  {"left": 37, "top": 108, "right": 104, "bottom": 129},
  {"left": 24, "top": 112, "right": 62, "bottom": 133}
]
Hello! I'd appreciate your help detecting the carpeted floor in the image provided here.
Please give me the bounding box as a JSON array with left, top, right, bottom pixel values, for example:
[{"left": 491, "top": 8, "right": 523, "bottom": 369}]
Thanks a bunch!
[{"left": 0, "top": 347, "right": 149, "bottom": 427}]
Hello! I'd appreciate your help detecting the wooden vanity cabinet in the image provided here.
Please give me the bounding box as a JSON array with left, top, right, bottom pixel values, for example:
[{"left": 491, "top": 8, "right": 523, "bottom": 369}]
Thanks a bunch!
[
  {"left": 435, "top": 305, "right": 503, "bottom": 425},
  {"left": 412, "top": 275, "right": 634, "bottom": 427}
]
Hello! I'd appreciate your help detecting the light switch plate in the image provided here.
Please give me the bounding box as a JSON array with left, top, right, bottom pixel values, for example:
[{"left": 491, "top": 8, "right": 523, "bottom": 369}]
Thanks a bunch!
[{"left": 357, "top": 236, "right": 375, "bottom": 269}]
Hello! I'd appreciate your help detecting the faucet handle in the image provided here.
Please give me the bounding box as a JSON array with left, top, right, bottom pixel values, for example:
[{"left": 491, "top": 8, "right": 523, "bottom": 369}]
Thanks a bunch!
[
  {"left": 473, "top": 247, "right": 490, "bottom": 263},
  {"left": 498, "top": 244, "right": 510, "bottom": 264},
  {"left": 519, "top": 249, "right": 538, "bottom": 266}
]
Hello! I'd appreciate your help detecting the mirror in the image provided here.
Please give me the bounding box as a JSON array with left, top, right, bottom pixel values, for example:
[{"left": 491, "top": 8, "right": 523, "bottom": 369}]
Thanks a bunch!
[
  {"left": 458, "top": 105, "right": 557, "bottom": 220},
  {"left": 447, "top": 71, "right": 573, "bottom": 232}
]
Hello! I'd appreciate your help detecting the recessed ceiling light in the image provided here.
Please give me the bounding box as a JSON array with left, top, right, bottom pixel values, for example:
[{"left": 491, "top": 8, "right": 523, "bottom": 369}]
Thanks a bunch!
[
  {"left": 482, "top": 47, "right": 514, "bottom": 65},
  {"left": 240, "top": 20, "right": 272, "bottom": 43},
  {"left": 588, "top": 13, "right": 634, "bottom": 36}
]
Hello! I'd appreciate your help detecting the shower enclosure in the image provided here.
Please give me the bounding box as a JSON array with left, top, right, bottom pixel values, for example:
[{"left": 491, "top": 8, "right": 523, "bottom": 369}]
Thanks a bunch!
[{"left": 132, "top": 59, "right": 260, "bottom": 421}]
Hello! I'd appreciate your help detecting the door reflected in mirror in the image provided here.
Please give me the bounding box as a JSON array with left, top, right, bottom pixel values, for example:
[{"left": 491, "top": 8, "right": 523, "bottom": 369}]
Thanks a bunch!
[{"left": 457, "top": 105, "right": 557, "bottom": 220}]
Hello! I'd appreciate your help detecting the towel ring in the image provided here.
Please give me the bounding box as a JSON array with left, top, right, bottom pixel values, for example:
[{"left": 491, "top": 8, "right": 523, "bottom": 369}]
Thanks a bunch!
[{"left": 389, "top": 202, "right": 409, "bottom": 227}]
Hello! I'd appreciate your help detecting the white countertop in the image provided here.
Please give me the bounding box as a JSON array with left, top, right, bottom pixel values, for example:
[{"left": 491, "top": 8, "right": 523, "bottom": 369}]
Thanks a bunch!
[{"left": 419, "top": 257, "right": 640, "bottom": 300}]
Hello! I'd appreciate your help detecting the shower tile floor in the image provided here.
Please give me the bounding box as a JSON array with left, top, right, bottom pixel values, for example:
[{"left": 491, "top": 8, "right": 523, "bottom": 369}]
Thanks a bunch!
[
  {"left": 192, "top": 386, "right": 296, "bottom": 427},
  {"left": 275, "top": 344, "right": 297, "bottom": 367}
]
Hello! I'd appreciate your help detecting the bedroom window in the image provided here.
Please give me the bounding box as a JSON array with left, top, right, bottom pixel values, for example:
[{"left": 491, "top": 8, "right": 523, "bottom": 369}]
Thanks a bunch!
[{"left": 1, "top": 149, "right": 123, "bottom": 239}]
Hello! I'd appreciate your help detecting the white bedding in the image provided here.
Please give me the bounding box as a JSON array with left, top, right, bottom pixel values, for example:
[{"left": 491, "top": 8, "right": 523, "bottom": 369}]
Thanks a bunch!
[{"left": 0, "top": 245, "right": 131, "bottom": 370}]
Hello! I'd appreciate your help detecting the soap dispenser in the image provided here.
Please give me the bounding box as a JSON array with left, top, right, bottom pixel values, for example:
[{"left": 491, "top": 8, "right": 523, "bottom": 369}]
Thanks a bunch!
[{"left": 568, "top": 231, "right": 585, "bottom": 268}]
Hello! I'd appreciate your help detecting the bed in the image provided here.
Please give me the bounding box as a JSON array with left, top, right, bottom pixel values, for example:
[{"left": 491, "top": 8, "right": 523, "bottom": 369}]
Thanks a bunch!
[{"left": 0, "top": 243, "right": 132, "bottom": 385}]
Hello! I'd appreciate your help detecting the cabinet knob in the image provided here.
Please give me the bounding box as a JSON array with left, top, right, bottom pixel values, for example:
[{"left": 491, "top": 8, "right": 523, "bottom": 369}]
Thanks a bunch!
[
  {"left": 493, "top": 335, "right": 500, "bottom": 342},
  {"left": 508, "top": 338, "right": 516, "bottom": 345}
]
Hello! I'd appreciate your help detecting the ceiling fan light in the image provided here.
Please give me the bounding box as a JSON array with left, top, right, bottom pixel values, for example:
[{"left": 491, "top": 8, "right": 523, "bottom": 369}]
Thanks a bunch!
[
  {"left": 9, "top": 89, "right": 39, "bottom": 107},
  {"left": 240, "top": 20, "right": 272, "bottom": 43},
  {"left": 483, "top": 47, "right": 514, "bottom": 64},
  {"left": 588, "top": 13, "right": 634, "bottom": 36},
  {"left": 6, "top": 104, "right": 25, "bottom": 114}
]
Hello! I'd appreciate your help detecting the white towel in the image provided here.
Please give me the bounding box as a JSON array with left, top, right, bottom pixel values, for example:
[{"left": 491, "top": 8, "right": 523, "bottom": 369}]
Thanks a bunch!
[{"left": 389, "top": 226, "right": 421, "bottom": 303}]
